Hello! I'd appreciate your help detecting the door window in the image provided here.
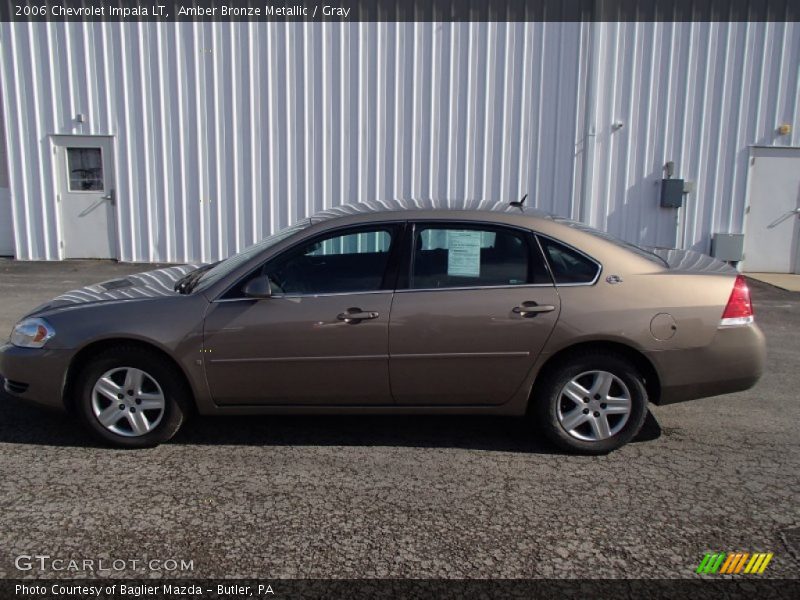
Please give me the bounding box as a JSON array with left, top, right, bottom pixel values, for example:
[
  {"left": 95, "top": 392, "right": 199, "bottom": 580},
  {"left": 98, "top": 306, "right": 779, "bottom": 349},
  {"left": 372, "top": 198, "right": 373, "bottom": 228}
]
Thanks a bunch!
[
  {"left": 67, "top": 148, "right": 104, "bottom": 191},
  {"left": 263, "top": 227, "right": 397, "bottom": 295},
  {"left": 538, "top": 237, "right": 600, "bottom": 284},
  {"left": 410, "top": 225, "right": 546, "bottom": 289}
]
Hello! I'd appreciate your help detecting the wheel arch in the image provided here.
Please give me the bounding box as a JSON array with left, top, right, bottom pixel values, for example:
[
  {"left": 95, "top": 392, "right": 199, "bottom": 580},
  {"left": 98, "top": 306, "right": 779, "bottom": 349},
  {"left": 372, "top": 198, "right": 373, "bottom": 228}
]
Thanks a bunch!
[
  {"left": 529, "top": 340, "right": 661, "bottom": 409},
  {"left": 63, "top": 338, "right": 197, "bottom": 414}
]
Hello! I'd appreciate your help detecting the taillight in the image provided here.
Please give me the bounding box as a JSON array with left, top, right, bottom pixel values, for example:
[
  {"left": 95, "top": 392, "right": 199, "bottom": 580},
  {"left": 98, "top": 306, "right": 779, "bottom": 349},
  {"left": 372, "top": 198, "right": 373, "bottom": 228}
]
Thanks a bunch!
[{"left": 720, "top": 275, "right": 754, "bottom": 326}]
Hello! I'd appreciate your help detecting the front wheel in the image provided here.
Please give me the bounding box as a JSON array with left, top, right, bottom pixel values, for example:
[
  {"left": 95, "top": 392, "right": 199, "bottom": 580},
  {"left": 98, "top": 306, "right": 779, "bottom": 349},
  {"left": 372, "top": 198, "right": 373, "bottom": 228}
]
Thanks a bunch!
[
  {"left": 532, "top": 352, "right": 648, "bottom": 454},
  {"left": 74, "top": 346, "right": 189, "bottom": 448}
]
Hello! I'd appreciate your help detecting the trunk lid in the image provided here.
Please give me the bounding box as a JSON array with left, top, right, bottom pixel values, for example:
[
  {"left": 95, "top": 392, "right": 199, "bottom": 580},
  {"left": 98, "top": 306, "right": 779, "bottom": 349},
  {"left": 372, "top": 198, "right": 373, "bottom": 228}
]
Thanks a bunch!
[{"left": 650, "top": 248, "right": 736, "bottom": 274}]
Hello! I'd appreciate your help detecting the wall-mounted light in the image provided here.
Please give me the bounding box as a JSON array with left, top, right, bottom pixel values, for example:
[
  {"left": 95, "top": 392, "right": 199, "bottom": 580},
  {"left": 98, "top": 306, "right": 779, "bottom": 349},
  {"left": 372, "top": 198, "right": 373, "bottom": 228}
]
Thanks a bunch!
[
  {"left": 777, "top": 123, "right": 792, "bottom": 135},
  {"left": 75, "top": 114, "right": 85, "bottom": 123},
  {"left": 611, "top": 121, "right": 624, "bottom": 131}
]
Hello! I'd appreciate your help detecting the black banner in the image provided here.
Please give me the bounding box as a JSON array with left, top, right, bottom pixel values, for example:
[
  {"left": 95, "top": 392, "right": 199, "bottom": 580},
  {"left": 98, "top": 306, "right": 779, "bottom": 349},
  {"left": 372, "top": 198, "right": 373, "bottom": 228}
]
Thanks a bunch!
[
  {"left": 3, "top": 579, "right": 800, "bottom": 600},
  {"left": 1, "top": 0, "right": 799, "bottom": 23}
]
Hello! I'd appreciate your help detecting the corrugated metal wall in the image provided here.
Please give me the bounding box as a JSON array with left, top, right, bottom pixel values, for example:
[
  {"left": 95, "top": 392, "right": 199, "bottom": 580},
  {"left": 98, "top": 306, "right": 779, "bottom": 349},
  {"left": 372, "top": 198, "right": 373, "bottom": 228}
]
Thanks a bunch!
[
  {"left": 585, "top": 21, "right": 800, "bottom": 251},
  {"left": 0, "top": 89, "right": 12, "bottom": 256},
  {"left": 0, "top": 20, "right": 797, "bottom": 262},
  {"left": 0, "top": 21, "right": 585, "bottom": 262}
]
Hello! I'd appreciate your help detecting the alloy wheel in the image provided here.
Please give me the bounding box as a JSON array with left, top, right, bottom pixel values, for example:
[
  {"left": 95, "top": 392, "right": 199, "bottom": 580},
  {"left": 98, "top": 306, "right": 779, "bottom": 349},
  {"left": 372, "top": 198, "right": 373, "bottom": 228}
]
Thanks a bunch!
[
  {"left": 556, "top": 370, "right": 632, "bottom": 441},
  {"left": 90, "top": 367, "right": 166, "bottom": 437}
]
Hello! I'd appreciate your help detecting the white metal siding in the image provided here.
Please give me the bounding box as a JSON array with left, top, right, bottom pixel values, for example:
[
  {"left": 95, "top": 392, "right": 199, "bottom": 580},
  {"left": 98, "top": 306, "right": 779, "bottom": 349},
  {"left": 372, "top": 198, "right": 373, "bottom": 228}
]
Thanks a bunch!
[
  {"left": 0, "top": 21, "right": 798, "bottom": 262},
  {"left": 0, "top": 187, "right": 12, "bottom": 256},
  {"left": 584, "top": 21, "right": 800, "bottom": 253},
  {"left": 0, "top": 21, "right": 585, "bottom": 262},
  {"left": 0, "top": 90, "right": 12, "bottom": 256}
]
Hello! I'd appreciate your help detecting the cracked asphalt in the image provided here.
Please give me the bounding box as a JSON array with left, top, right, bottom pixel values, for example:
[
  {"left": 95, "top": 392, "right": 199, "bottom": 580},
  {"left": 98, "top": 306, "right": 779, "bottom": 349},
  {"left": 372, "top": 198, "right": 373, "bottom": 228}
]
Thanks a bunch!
[{"left": 0, "top": 260, "right": 798, "bottom": 579}]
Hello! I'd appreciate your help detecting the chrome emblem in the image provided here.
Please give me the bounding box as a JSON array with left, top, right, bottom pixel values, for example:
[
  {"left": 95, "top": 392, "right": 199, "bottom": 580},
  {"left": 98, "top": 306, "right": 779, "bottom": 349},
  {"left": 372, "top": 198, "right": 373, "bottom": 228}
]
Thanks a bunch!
[{"left": 606, "top": 275, "right": 623, "bottom": 284}]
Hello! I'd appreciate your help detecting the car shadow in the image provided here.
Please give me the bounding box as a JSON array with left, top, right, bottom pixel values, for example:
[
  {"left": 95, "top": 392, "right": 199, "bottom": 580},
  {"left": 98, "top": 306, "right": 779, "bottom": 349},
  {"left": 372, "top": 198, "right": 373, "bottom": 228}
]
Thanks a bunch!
[{"left": 0, "top": 392, "right": 662, "bottom": 452}]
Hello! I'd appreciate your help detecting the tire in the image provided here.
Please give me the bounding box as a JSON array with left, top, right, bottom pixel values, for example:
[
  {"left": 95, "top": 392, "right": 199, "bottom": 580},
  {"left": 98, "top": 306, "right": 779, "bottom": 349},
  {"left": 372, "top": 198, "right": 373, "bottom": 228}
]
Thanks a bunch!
[
  {"left": 73, "top": 346, "right": 190, "bottom": 448},
  {"left": 532, "top": 352, "right": 648, "bottom": 454}
]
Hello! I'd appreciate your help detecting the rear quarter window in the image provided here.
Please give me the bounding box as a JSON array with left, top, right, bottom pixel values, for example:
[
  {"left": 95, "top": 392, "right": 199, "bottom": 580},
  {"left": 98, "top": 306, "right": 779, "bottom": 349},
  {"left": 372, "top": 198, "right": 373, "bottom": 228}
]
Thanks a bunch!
[{"left": 538, "top": 237, "right": 600, "bottom": 284}]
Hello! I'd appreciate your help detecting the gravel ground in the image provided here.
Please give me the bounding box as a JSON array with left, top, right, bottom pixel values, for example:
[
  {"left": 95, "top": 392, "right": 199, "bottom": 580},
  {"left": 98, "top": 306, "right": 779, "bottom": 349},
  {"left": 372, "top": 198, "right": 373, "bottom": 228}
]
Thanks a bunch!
[{"left": 0, "top": 260, "right": 798, "bottom": 580}]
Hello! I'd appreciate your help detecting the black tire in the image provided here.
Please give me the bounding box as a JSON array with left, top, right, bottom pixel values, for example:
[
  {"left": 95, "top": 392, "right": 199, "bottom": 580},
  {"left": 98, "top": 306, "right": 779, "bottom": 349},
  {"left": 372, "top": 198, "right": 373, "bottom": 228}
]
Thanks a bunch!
[
  {"left": 532, "top": 352, "right": 648, "bottom": 454},
  {"left": 73, "top": 346, "right": 190, "bottom": 448}
]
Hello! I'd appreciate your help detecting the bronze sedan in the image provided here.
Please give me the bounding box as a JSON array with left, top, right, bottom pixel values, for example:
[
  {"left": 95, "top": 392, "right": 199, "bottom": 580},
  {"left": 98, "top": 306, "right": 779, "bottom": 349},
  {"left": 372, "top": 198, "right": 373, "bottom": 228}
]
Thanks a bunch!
[{"left": 0, "top": 200, "right": 766, "bottom": 453}]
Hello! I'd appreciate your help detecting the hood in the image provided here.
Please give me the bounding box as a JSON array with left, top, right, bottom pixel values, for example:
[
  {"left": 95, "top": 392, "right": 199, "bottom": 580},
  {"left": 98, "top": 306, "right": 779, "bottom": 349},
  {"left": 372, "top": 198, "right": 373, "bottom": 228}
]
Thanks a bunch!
[
  {"left": 28, "top": 264, "right": 204, "bottom": 315},
  {"left": 650, "top": 248, "right": 736, "bottom": 274}
]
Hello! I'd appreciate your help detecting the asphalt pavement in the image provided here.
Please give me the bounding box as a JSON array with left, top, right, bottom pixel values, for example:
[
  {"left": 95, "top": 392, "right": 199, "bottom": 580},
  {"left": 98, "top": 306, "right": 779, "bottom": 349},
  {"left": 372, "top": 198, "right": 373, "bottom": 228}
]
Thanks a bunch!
[{"left": 0, "top": 259, "right": 798, "bottom": 579}]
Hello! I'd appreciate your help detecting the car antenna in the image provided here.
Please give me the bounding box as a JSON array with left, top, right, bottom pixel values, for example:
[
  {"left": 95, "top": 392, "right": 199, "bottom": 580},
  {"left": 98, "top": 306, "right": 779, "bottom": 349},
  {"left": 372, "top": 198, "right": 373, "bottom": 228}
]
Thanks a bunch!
[{"left": 510, "top": 193, "right": 528, "bottom": 209}]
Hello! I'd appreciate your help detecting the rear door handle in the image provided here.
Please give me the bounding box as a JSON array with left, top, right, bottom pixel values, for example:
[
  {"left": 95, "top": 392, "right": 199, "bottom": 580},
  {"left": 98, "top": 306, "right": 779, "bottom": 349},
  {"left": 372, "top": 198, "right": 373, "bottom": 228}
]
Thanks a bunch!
[
  {"left": 337, "top": 307, "right": 380, "bottom": 324},
  {"left": 512, "top": 301, "right": 556, "bottom": 318}
]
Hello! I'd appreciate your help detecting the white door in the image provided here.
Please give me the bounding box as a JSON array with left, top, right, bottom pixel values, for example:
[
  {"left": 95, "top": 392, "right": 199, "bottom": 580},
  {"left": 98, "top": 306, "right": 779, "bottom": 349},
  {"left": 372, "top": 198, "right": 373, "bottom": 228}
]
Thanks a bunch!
[
  {"left": 742, "top": 147, "right": 800, "bottom": 273},
  {"left": 54, "top": 136, "right": 117, "bottom": 259}
]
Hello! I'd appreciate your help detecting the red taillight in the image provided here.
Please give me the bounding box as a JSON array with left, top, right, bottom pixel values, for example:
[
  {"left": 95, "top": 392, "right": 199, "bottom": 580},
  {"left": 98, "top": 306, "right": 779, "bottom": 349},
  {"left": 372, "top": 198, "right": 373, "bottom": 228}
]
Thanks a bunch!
[{"left": 720, "top": 275, "right": 754, "bottom": 326}]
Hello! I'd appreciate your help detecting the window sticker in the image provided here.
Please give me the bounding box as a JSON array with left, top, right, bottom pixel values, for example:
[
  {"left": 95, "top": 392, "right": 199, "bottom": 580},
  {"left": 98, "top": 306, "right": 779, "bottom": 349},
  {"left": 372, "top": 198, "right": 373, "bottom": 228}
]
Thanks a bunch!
[{"left": 446, "top": 230, "right": 482, "bottom": 277}]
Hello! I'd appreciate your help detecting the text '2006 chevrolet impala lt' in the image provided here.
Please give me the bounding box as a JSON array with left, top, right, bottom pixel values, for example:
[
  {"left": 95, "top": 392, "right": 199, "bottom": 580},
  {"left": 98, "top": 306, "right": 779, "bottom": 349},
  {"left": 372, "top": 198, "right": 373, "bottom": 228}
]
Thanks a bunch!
[{"left": 0, "top": 199, "right": 766, "bottom": 453}]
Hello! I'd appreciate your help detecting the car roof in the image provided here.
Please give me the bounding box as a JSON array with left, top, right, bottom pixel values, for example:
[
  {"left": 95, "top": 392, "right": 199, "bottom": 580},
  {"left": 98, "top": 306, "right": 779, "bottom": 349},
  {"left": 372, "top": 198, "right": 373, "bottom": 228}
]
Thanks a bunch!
[{"left": 309, "top": 198, "right": 556, "bottom": 224}]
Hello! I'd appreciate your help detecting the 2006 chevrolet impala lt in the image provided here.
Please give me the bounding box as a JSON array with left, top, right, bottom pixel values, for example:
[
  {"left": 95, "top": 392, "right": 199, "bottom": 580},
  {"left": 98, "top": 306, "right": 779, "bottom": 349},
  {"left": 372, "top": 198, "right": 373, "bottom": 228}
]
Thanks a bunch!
[{"left": 0, "top": 200, "right": 766, "bottom": 453}]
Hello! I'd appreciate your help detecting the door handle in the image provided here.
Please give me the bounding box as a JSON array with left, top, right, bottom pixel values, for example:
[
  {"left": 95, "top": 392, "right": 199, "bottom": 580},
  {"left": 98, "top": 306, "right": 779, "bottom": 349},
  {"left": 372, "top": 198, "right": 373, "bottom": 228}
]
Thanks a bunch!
[
  {"left": 512, "top": 301, "right": 556, "bottom": 318},
  {"left": 337, "top": 307, "right": 380, "bottom": 324},
  {"left": 768, "top": 207, "right": 800, "bottom": 228}
]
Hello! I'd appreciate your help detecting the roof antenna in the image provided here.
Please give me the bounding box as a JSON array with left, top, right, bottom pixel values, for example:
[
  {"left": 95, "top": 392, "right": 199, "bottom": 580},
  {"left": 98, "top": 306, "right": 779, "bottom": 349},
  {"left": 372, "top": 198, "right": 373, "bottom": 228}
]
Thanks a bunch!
[{"left": 510, "top": 193, "right": 528, "bottom": 209}]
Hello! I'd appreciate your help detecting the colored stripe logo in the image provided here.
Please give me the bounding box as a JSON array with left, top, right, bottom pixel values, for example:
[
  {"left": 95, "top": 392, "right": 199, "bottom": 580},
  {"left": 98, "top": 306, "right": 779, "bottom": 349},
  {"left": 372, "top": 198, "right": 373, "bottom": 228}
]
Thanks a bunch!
[{"left": 696, "top": 552, "right": 773, "bottom": 574}]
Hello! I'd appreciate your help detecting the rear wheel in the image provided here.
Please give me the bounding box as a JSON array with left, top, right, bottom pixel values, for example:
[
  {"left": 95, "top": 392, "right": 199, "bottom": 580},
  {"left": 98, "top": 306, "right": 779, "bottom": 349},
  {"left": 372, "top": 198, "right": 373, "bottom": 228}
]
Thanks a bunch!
[
  {"left": 533, "top": 352, "right": 648, "bottom": 454},
  {"left": 74, "top": 347, "right": 189, "bottom": 448}
]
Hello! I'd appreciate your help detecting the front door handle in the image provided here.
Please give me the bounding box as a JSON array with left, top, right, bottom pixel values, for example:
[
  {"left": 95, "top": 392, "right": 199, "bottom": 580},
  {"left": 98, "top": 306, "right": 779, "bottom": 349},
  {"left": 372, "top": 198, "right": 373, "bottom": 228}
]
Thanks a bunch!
[
  {"left": 512, "top": 301, "right": 556, "bottom": 318},
  {"left": 337, "top": 307, "right": 380, "bottom": 324}
]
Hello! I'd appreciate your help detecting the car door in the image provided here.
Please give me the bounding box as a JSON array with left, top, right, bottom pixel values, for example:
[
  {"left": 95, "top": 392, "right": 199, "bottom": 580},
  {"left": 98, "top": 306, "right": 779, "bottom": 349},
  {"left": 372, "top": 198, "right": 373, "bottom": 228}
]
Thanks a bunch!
[
  {"left": 389, "top": 222, "right": 560, "bottom": 405},
  {"left": 203, "top": 223, "right": 403, "bottom": 405}
]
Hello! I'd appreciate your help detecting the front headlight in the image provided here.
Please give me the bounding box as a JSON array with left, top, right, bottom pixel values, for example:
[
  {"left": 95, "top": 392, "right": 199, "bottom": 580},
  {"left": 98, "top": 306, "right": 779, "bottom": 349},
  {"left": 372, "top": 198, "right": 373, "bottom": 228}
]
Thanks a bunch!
[{"left": 10, "top": 318, "right": 55, "bottom": 348}]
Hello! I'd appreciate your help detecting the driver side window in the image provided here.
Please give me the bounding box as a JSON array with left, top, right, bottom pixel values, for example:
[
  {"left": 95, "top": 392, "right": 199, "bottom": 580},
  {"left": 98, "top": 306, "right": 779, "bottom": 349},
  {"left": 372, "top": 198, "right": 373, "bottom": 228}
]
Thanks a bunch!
[{"left": 263, "top": 227, "right": 396, "bottom": 295}]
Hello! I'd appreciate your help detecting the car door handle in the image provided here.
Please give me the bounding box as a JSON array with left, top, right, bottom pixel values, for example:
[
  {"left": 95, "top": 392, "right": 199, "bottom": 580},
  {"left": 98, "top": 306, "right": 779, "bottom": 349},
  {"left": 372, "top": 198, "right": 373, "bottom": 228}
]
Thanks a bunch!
[
  {"left": 512, "top": 302, "right": 556, "bottom": 318},
  {"left": 337, "top": 308, "right": 380, "bottom": 324}
]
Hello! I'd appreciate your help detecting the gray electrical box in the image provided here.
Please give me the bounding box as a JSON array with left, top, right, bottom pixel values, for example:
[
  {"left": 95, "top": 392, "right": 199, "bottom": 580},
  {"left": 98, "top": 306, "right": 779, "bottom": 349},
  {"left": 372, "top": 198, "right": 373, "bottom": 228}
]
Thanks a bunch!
[
  {"left": 711, "top": 233, "right": 745, "bottom": 262},
  {"left": 660, "top": 179, "right": 684, "bottom": 208}
]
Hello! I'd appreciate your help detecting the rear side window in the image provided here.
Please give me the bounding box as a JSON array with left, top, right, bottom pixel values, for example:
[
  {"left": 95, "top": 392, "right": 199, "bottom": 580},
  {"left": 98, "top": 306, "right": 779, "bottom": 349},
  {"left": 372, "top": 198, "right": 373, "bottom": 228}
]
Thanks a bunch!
[
  {"left": 410, "top": 225, "right": 549, "bottom": 289},
  {"left": 538, "top": 237, "right": 600, "bottom": 284}
]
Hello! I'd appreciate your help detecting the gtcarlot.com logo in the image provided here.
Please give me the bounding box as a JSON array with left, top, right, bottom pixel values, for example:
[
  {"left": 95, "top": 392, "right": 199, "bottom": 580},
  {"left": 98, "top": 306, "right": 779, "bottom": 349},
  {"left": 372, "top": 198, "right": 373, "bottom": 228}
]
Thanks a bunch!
[
  {"left": 696, "top": 552, "right": 774, "bottom": 574},
  {"left": 14, "top": 554, "right": 194, "bottom": 573}
]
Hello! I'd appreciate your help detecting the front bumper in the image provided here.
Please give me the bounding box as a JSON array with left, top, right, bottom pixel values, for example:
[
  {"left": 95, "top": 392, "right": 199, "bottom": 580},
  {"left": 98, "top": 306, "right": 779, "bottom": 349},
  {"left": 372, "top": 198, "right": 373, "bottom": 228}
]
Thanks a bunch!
[
  {"left": 0, "top": 343, "right": 72, "bottom": 411},
  {"left": 648, "top": 323, "right": 767, "bottom": 405}
]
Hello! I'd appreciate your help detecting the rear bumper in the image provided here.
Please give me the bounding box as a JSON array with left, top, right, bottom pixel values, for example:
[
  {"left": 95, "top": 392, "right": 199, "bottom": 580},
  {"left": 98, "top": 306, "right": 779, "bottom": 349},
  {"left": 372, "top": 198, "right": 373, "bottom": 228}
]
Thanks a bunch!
[
  {"left": 648, "top": 323, "right": 766, "bottom": 405},
  {"left": 0, "top": 344, "right": 71, "bottom": 411}
]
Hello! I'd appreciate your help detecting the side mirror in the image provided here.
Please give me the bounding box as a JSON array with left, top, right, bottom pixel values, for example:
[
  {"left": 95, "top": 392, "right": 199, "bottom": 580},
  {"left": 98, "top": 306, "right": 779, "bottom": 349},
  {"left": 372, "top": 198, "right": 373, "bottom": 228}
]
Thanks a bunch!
[{"left": 243, "top": 275, "right": 273, "bottom": 299}]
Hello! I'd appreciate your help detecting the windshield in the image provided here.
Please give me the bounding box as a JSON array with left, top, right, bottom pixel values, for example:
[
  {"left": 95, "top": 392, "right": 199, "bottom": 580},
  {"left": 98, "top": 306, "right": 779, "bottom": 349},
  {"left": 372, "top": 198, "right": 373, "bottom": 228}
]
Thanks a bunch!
[
  {"left": 553, "top": 217, "right": 669, "bottom": 267},
  {"left": 192, "top": 220, "right": 312, "bottom": 292}
]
